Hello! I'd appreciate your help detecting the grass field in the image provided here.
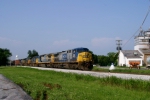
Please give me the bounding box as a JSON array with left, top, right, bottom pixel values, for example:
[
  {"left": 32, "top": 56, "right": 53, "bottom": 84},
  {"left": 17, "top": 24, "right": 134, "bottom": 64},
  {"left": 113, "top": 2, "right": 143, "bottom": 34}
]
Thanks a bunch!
[
  {"left": 92, "top": 66, "right": 150, "bottom": 75},
  {"left": 0, "top": 66, "right": 150, "bottom": 100}
]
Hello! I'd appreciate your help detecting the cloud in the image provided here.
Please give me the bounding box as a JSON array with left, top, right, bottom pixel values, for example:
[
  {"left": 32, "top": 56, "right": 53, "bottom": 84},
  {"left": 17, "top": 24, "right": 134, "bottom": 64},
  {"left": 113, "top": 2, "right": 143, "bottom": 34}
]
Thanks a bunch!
[
  {"left": 50, "top": 39, "right": 90, "bottom": 52},
  {"left": 0, "top": 37, "right": 25, "bottom": 60},
  {"left": 51, "top": 39, "right": 78, "bottom": 51},
  {"left": 53, "top": 39, "right": 70, "bottom": 46},
  {"left": 91, "top": 37, "right": 115, "bottom": 47},
  {"left": 52, "top": 39, "right": 86, "bottom": 47},
  {"left": 0, "top": 37, "right": 22, "bottom": 46},
  {"left": 52, "top": 37, "right": 119, "bottom": 55},
  {"left": 51, "top": 38, "right": 119, "bottom": 54},
  {"left": 90, "top": 37, "right": 121, "bottom": 55}
]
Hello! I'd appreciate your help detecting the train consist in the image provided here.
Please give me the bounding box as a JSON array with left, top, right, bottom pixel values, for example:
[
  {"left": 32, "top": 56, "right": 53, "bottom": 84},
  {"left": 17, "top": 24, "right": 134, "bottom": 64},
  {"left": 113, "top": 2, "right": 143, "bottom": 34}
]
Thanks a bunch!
[{"left": 14, "top": 47, "right": 93, "bottom": 70}]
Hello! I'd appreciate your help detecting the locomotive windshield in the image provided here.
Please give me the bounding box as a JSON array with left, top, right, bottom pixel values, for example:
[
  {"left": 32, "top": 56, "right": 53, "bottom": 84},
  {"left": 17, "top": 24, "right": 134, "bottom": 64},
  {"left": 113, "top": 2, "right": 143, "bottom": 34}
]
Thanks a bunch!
[{"left": 77, "top": 48, "right": 89, "bottom": 52}]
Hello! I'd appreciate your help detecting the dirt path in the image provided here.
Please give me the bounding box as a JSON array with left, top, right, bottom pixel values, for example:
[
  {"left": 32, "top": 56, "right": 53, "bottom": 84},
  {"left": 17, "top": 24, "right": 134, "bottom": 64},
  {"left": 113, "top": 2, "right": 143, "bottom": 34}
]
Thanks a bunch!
[{"left": 0, "top": 74, "right": 32, "bottom": 100}]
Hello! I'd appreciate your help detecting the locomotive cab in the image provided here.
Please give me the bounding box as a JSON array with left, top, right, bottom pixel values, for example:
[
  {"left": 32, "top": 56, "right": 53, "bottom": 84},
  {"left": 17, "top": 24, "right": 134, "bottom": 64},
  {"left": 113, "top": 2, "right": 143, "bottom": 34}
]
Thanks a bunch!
[{"left": 76, "top": 48, "right": 93, "bottom": 70}]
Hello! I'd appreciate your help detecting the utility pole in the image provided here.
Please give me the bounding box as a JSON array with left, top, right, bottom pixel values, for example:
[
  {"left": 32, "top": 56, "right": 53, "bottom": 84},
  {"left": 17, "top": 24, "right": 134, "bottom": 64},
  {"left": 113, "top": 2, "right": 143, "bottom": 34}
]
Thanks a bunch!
[{"left": 116, "top": 40, "right": 122, "bottom": 53}]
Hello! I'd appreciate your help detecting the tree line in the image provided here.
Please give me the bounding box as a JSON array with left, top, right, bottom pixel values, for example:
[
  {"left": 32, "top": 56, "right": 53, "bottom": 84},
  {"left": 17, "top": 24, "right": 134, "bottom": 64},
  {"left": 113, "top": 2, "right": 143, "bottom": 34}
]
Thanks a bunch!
[
  {"left": 0, "top": 48, "right": 118, "bottom": 66},
  {"left": 0, "top": 48, "right": 12, "bottom": 66},
  {"left": 0, "top": 48, "right": 38, "bottom": 66},
  {"left": 92, "top": 52, "right": 118, "bottom": 66}
]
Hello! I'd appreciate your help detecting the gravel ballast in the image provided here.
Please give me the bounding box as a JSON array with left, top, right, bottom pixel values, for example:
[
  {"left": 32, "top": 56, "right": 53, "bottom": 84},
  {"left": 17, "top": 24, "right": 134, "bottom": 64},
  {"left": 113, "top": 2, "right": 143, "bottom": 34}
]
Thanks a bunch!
[{"left": 30, "top": 67, "right": 150, "bottom": 81}]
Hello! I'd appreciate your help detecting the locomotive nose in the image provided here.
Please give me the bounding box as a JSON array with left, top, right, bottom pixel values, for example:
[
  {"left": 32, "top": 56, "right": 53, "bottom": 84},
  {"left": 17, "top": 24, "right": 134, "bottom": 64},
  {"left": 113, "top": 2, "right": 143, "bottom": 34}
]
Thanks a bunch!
[
  {"left": 77, "top": 51, "right": 92, "bottom": 63},
  {"left": 82, "top": 52, "right": 91, "bottom": 62}
]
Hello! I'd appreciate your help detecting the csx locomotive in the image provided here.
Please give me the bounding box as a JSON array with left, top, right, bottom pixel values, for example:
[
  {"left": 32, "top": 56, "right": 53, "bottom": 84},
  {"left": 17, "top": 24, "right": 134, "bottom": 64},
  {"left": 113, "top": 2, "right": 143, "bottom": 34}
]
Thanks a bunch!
[{"left": 18, "top": 47, "right": 93, "bottom": 70}]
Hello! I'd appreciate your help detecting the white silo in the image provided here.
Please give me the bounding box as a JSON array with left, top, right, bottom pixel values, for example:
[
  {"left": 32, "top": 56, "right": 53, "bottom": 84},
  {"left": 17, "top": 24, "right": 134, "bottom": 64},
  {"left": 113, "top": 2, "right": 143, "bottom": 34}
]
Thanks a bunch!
[
  {"left": 134, "top": 29, "right": 150, "bottom": 66},
  {"left": 134, "top": 28, "right": 150, "bottom": 55}
]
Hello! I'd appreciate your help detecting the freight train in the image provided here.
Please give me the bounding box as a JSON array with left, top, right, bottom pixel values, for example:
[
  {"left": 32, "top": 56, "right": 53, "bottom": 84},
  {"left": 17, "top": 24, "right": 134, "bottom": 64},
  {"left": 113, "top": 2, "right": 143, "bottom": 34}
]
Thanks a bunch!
[{"left": 14, "top": 47, "right": 93, "bottom": 70}]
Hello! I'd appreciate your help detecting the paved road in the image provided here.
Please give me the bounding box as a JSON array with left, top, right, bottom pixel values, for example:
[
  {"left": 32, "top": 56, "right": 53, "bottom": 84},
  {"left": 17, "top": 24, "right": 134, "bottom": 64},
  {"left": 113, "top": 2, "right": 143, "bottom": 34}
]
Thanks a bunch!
[
  {"left": 28, "top": 66, "right": 150, "bottom": 81},
  {"left": 0, "top": 74, "right": 32, "bottom": 100}
]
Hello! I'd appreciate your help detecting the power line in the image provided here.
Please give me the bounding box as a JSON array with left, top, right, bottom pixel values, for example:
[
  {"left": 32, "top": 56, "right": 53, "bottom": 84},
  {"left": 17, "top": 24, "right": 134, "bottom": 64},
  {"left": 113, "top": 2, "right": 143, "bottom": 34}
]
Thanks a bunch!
[
  {"left": 123, "top": 6, "right": 150, "bottom": 48},
  {"left": 141, "top": 6, "right": 150, "bottom": 26}
]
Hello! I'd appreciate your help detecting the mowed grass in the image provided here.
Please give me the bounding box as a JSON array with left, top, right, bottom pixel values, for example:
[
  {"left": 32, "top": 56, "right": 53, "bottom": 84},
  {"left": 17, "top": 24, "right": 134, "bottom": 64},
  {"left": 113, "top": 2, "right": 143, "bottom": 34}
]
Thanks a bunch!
[
  {"left": 92, "top": 66, "right": 150, "bottom": 75},
  {"left": 0, "top": 67, "right": 150, "bottom": 100}
]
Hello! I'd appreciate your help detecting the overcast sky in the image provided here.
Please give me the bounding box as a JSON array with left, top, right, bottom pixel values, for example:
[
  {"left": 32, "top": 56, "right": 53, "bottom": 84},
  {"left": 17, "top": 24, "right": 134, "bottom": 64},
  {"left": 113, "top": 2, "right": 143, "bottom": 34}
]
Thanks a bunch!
[{"left": 0, "top": 0, "right": 150, "bottom": 60}]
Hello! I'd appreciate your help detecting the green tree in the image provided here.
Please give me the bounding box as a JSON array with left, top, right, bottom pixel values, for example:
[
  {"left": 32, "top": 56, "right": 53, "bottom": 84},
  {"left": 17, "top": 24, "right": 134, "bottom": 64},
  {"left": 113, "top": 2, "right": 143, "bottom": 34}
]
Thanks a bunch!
[
  {"left": 113, "top": 52, "right": 119, "bottom": 66},
  {"left": 97, "top": 52, "right": 118, "bottom": 66},
  {"left": 98, "top": 55, "right": 109, "bottom": 66},
  {"left": 89, "top": 51, "right": 98, "bottom": 64},
  {"left": 0, "top": 48, "right": 12, "bottom": 66},
  {"left": 93, "top": 54, "right": 98, "bottom": 64},
  {"left": 107, "top": 52, "right": 117, "bottom": 65},
  {"left": 27, "top": 50, "right": 39, "bottom": 58}
]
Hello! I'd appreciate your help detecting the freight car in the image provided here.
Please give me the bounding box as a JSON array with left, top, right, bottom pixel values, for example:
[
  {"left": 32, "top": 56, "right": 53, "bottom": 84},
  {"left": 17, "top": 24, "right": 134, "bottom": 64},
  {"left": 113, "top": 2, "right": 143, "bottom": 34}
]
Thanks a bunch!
[{"left": 19, "top": 47, "right": 93, "bottom": 70}]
